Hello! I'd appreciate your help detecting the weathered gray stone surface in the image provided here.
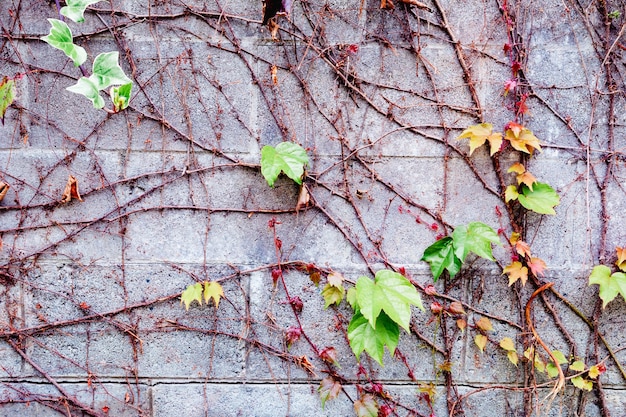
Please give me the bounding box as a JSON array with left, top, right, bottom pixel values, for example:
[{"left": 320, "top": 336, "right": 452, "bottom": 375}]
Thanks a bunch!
[{"left": 1, "top": 0, "right": 626, "bottom": 415}]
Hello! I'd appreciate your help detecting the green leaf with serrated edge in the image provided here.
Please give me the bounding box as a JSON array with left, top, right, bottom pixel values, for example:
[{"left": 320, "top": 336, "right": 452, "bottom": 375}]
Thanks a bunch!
[
  {"left": 110, "top": 82, "right": 132, "bottom": 112},
  {"left": 571, "top": 376, "right": 593, "bottom": 391},
  {"left": 355, "top": 270, "right": 423, "bottom": 331},
  {"left": 452, "top": 222, "right": 501, "bottom": 262},
  {"left": 318, "top": 377, "right": 341, "bottom": 409},
  {"left": 322, "top": 283, "right": 344, "bottom": 308},
  {"left": 354, "top": 394, "right": 378, "bottom": 417},
  {"left": 0, "top": 77, "right": 16, "bottom": 123},
  {"left": 261, "top": 142, "right": 309, "bottom": 187},
  {"left": 346, "top": 286, "right": 357, "bottom": 308},
  {"left": 517, "top": 182, "right": 560, "bottom": 215},
  {"left": 90, "top": 52, "right": 132, "bottom": 90},
  {"left": 61, "top": 0, "right": 104, "bottom": 22},
  {"left": 421, "top": 237, "right": 462, "bottom": 281},
  {"left": 589, "top": 265, "right": 626, "bottom": 308},
  {"left": 67, "top": 77, "right": 104, "bottom": 108},
  {"left": 552, "top": 350, "right": 568, "bottom": 365},
  {"left": 181, "top": 282, "right": 203, "bottom": 310},
  {"left": 41, "top": 19, "right": 87, "bottom": 66},
  {"left": 546, "top": 363, "right": 559, "bottom": 378},
  {"left": 570, "top": 360, "right": 585, "bottom": 372},
  {"left": 348, "top": 309, "right": 399, "bottom": 366}
]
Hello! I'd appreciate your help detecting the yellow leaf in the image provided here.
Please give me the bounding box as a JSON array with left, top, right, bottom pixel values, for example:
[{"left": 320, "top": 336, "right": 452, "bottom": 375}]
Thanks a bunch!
[
  {"left": 503, "top": 261, "right": 528, "bottom": 286},
  {"left": 505, "top": 185, "right": 519, "bottom": 202},
  {"left": 327, "top": 271, "right": 344, "bottom": 288},
  {"left": 572, "top": 376, "right": 593, "bottom": 391},
  {"left": 474, "top": 334, "right": 487, "bottom": 352},
  {"left": 457, "top": 123, "right": 503, "bottom": 156},
  {"left": 510, "top": 232, "right": 521, "bottom": 244},
  {"left": 499, "top": 337, "right": 516, "bottom": 352},
  {"left": 516, "top": 171, "right": 537, "bottom": 190},
  {"left": 507, "top": 351, "right": 519, "bottom": 366},
  {"left": 476, "top": 317, "right": 493, "bottom": 332},
  {"left": 181, "top": 282, "right": 203, "bottom": 310},
  {"left": 588, "top": 365, "right": 600, "bottom": 379},
  {"left": 505, "top": 123, "right": 542, "bottom": 154},
  {"left": 616, "top": 247, "right": 626, "bottom": 272},
  {"left": 507, "top": 162, "right": 526, "bottom": 175},
  {"left": 204, "top": 281, "right": 224, "bottom": 308}
]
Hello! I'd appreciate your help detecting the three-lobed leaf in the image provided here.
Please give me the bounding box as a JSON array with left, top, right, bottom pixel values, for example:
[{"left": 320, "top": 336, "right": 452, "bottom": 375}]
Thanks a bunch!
[
  {"left": 0, "top": 77, "right": 16, "bottom": 124},
  {"left": 41, "top": 19, "right": 87, "bottom": 67},
  {"left": 181, "top": 282, "right": 203, "bottom": 310},
  {"left": 355, "top": 270, "right": 423, "bottom": 331},
  {"left": 452, "top": 222, "right": 500, "bottom": 262},
  {"left": 421, "top": 237, "right": 461, "bottom": 281},
  {"left": 61, "top": 0, "right": 104, "bottom": 23},
  {"left": 204, "top": 281, "right": 224, "bottom": 308},
  {"left": 322, "top": 283, "right": 345, "bottom": 308},
  {"left": 588, "top": 265, "right": 626, "bottom": 308},
  {"left": 318, "top": 378, "right": 342, "bottom": 409},
  {"left": 456, "top": 123, "right": 503, "bottom": 156},
  {"left": 516, "top": 182, "right": 560, "bottom": 215},
  {"left": 261, "top": 142, "right": 309, "bottom": 187},
  {"left": 347, "top": 309, "right": 399, "bottom": 366}
]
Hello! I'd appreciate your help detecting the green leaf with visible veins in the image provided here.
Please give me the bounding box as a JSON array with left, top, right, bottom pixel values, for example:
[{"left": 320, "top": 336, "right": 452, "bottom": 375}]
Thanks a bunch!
[
  {"left": 90, "top": 52, "right": 132, "bottom": 90},
  {"left": 61, "top": 0, "right": 104, "bottom": 22},
  {"left": 0, "top": 77, "right": 16, "bottom": 124},
  {"left": 261, "top": 142, "right": 309, "bottom": 187},
  {"left": 348, "top": 309, "right": 399, "bottom": 366},
  {"left": 67, "top": 77, "right": 104, "bottom": 108},
  {"left": 421, "top": 236, "right": 462, "bottom": 281},
  {"left": 589, "top": 265, "right": 626, "bottom": 308},
  {"left": 452, "top": 222, "right": 500, "bottom": 262},
  {"left": 41, "top": 19, "right": 87, "bottom": 66},
  {"left": 517, "top": 182, "right": 560, "bottom": 215},
  {"left": 181, "top": 282, "right": 203, "bottom": 310},
  {"left": 355, "top": 269, "right": 423, "bottom": 331}
]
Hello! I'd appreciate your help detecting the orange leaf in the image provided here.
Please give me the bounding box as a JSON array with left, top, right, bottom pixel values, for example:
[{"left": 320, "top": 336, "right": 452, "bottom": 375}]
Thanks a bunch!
[
  {"left": 0, "top": 182, "right": 8, "bottom": 202},
  {"left": 528, "top": 257, "right": 547, "bottom": 277},
  {"left": 505, "top": 123, "right": 542, "bottom": 154},
  {"left": 514, "top": 240, "right": 532, "bottom": 258},
  {"left": 503, "top": 261, "right": 528, "bottom": 286},
  {"left": 476, "top": 317, "right": 493, "bottom": 332},
  {"left": 457, "top": 123, "right": 503, "bottom": 156},
  {"left": 456, "top": 318, "right": 467, "bottom": 332},
  {"left": 516, "top": 171, "right": 537, "bottom": 190},
  {"left": 616, "top": 247, "right": 626, "bottom": 272},
  {"left": 61, "top": 175, "right": 83, "bottom": 203},
  {"left": 507, "top": 162, "right": 526, "bottom": 175}
]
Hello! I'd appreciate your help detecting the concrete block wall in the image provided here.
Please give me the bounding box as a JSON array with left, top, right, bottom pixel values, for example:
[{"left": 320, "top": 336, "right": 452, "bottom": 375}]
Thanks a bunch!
[{"left": 1, "top": 0, "right": 625, "bottom": 415}]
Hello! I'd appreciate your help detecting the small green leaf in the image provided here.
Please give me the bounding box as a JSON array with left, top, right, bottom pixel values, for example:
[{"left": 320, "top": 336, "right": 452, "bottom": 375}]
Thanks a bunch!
[
  {"left": 61, "top": 0, "right": 104, "bottom": 22},
  {"left": 571, "top": 376, "right": 593, "bottom": 391},
  {"left": 517, "top": 182, "right": 560, "bottom": 215},
  {"left": 452, "top": 222, "right": 500, "bottom": 262},
  {"left": 552, "top": 350, "right": 568, "bottom": 365},
  {"left": 355, "top": 270, "right": 423, "bottom": 331},
  {"left": 181, "top": 282, "right": 203, "bottom": 310},
  {"left": 318, "top": 377, "right": 341, "bottom": 409},
  {"left": 110, "top": 82, "right": 132, "bottom": 112},
  {"left": 67, "top": 77, "right": 104, "bottom": 108},
  {"left": 346, "top": 287, "right": 357, "bottom": 308},
  {"left": 589, "top": 265, "right": 626, "bottom": 308},
  {"left": 348, "top": 309, "right": 399, "bottom": 366},
  {"left": 0, "top": 77, "right": 16, "bottom": 124},
  {"left": 41, "top": 19, "right": 87, "bottom": 66},
  {"left": 421, "top": 237, "right": 462, "bottom": 281},
  {"left": 91, "top": 52, "right": 132, "bottom": 90},
  {"left": 354, "top": 394, "right": 378, "bottom": 417},
  {"left": 570, "top": 360, "right": 585, "bottom": 372},
  {"left": 505, "top": 185, "right": 519, "bottom": 202},
  {"left": 260, "top": 142, "right": 309, "bottom": 187},
  {"left": 322, "top": 283, "right": 345, "bottom": 308},
  {"left": 546, "top": 363, "right": 560, "bottom": 378}
]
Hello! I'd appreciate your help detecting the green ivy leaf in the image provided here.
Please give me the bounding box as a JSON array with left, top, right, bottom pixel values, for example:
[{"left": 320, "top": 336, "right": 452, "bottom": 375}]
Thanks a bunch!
[
  {"left": 318, "top": 377, "right": 341, "bottom": 409},
  {"left": 421, "top": 237, "right": 462, "bottom": 281},
  {"left": 181, "top": 282, "right": 203, "bottom": 310},
  {"left": 61, "top": 0, "right": 104, "bottom": 23},
  {"left": 517, "top": 182, "right": 560, "bottom": 215},
  {"left": 588, "top": 265, "right": 626, "bottom": 308},
  {"left": 321, "top": 283, "right": 345, "bottom": 308},
  {"left": 260, "top": 142, "right": 309, "bottom": 187},
  {"left": 90, "top": 52, "right": 132, "bottom": 90},
  {"left": 347, "top": 309, "right": 399, "bottom": 366},
  {"left": 452, "top": 222, "right": 500, "bottom": 262},
  {"left": 0, "top": 77, "right": 16, "bottom": 124},
  {"left": 552, "top": 350, "right": 568, "bottom": 365},
  {"left": 571, "top": 376, "right": 593, "bottom": 391},
  {"left": 355, "top": 269, "right": 423, "bottom": 331},
  {"left": 346, "top": 287, "right": 357, "bottom": 308},
  {"left": 354, "top": 394, "right": 378, "bottom": 417},
  {"left": 66, "top": 77, "right": 104, "bottom": 109},
  {"left": 546, "top": 363, "right": 560, "bottom": 378},
  {"left": 570, "top": 360, "right": 585, "bottom": 372},
  {"left": 41, "top": 19, "right": 87, "bottom": 67},
  {"left": 110, "top": 82, "right": 132, "bottom": 112}
]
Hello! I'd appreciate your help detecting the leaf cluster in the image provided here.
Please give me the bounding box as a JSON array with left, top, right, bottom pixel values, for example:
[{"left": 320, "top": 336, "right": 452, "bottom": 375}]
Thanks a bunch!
[{"left": 180, "top": 281, "right": 224, "bottom": 310}]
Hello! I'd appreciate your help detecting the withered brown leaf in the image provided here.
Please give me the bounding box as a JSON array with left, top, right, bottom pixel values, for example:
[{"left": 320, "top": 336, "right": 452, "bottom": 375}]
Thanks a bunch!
[
  {"left": 61, "top": 175, "right": 83, "bottom": 203},
  {"left": 295, "top": 183, "right": 310, "bottom": 212},
  {"left": 0, "top": 182, "right": 9, "bottom": 202}
]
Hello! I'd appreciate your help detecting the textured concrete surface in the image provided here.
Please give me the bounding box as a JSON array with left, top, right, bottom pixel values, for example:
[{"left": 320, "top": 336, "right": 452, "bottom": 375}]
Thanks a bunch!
[{"left": 1, "top": 0, "right": 626, "bottom": 415}]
